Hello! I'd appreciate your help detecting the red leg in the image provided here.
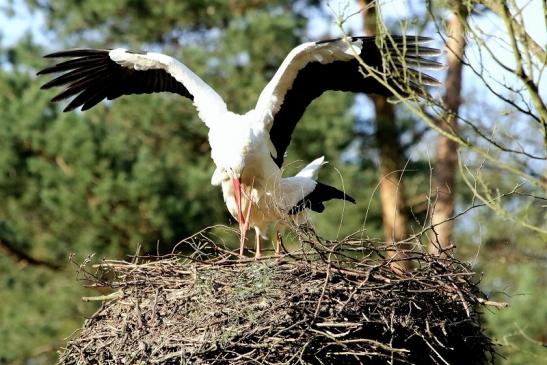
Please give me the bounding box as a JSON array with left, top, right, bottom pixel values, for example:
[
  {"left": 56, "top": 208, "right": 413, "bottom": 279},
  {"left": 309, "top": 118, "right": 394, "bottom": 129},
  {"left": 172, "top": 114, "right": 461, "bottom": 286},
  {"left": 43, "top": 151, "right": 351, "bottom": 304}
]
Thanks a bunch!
[
  {"left": 232, "top": 177, "right": 248, "bottom": 256},
  {"left": 241, "top": 196, "right": 253, "bottom": 247}
]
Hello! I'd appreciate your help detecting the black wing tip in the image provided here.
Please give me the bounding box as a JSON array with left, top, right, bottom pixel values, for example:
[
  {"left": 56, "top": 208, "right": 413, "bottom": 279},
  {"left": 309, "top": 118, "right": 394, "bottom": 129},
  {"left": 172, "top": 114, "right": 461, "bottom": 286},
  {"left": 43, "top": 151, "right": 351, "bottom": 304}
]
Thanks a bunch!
[
  {"left": 43, "top": 48, "right": 110, "bottom": 58},
  {"left": 314, "top": 182, "right": 357, "bottom": 204},
  {"left": 345, "top": 194, "right": 357, "bottom": 204},
  {"left": 315, "top": 35, "right": 434, "bottom": 45},
  {"left": 371, "top": 35, "right": 434, "bottom": 44},
  {"left": 315, "top": 37, "right": 347, "bottom": 45},
  {"left": 288, "top": 186, "right": 356, "bottom": 215},
  {"left": 50, "top": 92, "right": 71, "bottom": 102},
  {"left": 38, "top": 49, "right": 112, "bottom": 77},
  {"left": 315, "top": 36, "right": 371, "bottom": 45},
  {"left": 37, "top": 64, "right": 66, "bottom": 75}
]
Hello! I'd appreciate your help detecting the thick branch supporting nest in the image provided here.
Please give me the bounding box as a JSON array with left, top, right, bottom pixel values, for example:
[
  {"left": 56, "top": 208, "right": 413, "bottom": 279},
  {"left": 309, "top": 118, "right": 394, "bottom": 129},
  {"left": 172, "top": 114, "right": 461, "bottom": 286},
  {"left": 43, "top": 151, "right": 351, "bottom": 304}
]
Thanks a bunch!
[{"left": 60, "top": 229, "right": 498, "bottom": 364}]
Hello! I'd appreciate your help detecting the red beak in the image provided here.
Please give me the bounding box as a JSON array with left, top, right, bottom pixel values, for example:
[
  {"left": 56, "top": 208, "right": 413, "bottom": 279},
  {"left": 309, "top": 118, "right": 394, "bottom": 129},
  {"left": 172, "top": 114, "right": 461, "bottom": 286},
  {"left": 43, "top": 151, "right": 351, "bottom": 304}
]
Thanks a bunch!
[
  {"left": 232, "top": 176, "right": 255, "bottom": 257},
  {"left": 233, "top": 176, "right": 250, "bottom": 256},
  {"left": 232, "top": 177, "right": 245, "bottom": 225}
]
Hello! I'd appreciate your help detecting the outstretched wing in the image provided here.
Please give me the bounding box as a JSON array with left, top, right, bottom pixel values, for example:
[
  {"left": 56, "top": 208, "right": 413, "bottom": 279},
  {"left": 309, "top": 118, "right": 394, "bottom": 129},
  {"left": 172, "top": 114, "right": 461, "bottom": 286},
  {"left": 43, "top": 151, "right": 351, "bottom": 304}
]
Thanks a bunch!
[
  {"left": 255, "top": 36, "right": 443, "bottom": 167},
  {"left": 38, "top": 48, "right": 226, "bottom": 125}
]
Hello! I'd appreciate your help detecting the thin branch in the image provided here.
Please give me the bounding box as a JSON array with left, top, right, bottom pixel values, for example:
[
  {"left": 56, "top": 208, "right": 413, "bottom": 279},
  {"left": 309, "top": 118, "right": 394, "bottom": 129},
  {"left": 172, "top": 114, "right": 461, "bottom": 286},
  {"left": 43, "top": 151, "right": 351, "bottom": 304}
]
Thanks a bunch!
[{"left": 0, "top": 238, "right": 62, "bottom": 270}]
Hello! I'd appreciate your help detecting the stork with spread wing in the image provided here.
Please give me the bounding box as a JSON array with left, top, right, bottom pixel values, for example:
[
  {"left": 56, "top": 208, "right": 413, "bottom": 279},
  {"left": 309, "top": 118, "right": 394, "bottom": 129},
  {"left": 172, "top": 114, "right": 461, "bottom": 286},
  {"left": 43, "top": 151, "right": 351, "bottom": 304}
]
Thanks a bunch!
[{"left": 38, "top": 36, "right": 442, "bottom": 257}]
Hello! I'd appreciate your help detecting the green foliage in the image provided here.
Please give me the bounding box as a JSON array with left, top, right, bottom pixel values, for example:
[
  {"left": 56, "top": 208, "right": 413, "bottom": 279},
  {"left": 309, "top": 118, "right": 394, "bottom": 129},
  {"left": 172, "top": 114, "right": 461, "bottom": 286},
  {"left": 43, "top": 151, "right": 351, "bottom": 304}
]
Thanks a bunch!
[
  {"left": 481, "top": 245, "right": 547, "bottom": 364},
  {"left": 0, "top": 1, "right": 545, "bottom": 364},
  {"left": 483, "top": 262, "right": 547, "bottom": 364},
  {"left": 26, "top": 0, "right": 300, "bottom": 45},
  {"left": 0, "top": 256, "right": 96, "bottom": 364},
  {"left": 0, "top": 2, "right": 357, "bottom": 363},
  {"left": 456, "top": 205, "right": 547, "bottom": 365}
]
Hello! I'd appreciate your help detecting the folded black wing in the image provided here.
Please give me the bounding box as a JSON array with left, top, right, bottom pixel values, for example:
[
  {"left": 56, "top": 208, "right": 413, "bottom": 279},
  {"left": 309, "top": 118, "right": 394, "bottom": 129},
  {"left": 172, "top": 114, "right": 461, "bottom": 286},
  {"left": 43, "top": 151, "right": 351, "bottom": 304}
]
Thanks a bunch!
[{"left": 289, "top": 182, "right": 356, "bottom": 215}]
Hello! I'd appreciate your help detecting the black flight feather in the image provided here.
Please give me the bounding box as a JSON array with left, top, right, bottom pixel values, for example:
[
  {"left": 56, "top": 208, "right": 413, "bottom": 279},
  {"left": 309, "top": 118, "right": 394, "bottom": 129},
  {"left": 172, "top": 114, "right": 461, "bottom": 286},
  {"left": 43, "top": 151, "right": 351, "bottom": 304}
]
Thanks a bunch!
[
  {"left": 269, "top": 35, "right": 443, "bottom": 168},
  {"left": 38, "top": 49, "right": 194, "bottom": 112},
  {"left": 289, "top": 182, "right": 356, "bottom": 215}
]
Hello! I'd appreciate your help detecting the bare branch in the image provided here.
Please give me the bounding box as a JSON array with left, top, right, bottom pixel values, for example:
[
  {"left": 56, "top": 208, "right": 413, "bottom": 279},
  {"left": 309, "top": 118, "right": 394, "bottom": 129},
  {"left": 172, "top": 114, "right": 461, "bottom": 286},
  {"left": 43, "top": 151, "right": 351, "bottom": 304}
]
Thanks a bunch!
[{"left": 0, "top": 238, "right": 62, "bottom": 270}]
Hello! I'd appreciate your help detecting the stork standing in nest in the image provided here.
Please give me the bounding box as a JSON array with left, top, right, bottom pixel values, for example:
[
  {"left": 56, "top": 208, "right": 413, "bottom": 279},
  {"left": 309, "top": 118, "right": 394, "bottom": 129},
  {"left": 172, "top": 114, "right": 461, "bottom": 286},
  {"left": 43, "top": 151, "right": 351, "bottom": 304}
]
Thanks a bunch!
[
  {"left": 38, "top": 35, "right": 442, "bottom": 257},
  {"left": 216, "top": 156, "right": 355, "bottom": 257}
]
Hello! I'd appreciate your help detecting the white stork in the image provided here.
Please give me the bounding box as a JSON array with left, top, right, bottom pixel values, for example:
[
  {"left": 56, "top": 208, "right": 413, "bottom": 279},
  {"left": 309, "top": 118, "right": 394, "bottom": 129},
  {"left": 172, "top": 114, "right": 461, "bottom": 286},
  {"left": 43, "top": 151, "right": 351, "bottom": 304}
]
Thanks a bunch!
[
  {"left": 38, "top": 35, "right": 442, "bottom": 257},
  {"left": 216, "top": 156, "right": 355, "bottom": 257}
]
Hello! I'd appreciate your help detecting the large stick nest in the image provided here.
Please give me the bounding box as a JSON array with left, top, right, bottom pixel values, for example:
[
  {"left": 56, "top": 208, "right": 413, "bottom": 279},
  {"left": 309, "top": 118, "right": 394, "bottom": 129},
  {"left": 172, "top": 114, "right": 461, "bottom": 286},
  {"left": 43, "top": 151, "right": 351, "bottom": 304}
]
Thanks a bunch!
[{"left": 60, "top": 227, "right": 498, "bottom": 364}]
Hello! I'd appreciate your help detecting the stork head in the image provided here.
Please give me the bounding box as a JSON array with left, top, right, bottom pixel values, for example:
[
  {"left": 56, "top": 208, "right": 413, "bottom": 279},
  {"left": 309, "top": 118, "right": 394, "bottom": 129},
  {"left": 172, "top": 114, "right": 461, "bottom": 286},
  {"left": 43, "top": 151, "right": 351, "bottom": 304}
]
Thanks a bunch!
[
  {"left": 209, "top": 138, "right": 250, "bottom": 222},
  {"left": 211, "top": 165, "right": 247, "bottom": 225}
]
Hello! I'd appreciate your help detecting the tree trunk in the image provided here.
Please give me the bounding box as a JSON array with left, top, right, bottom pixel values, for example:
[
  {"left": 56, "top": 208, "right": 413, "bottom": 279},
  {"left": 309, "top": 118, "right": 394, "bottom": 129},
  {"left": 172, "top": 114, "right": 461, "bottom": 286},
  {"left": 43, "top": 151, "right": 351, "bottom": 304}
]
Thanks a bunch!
[
  {"left": 360, "top": 0, "right": 412, "bottom": 272},
  {"left": 430, "top": 2, "right": 467, "bottom": 255}
]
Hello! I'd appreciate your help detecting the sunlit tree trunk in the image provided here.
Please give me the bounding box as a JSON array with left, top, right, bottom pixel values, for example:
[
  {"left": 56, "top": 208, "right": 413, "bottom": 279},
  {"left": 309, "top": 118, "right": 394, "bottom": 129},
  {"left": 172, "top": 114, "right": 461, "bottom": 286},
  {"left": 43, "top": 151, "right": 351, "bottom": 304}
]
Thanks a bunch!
[
  {"left": 360, "top": 0, "right": 412, "bottom": 272},
  {"left": 430, "top": 1, "right": 467, "bottom": 255}
]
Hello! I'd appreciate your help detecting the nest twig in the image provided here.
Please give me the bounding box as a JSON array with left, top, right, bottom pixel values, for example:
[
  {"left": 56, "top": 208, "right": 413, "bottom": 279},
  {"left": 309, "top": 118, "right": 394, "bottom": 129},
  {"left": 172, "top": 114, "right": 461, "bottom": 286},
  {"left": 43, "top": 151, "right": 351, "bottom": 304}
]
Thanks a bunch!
[{"left": 60, "top": 226, "right": 499, "bottom": 364}]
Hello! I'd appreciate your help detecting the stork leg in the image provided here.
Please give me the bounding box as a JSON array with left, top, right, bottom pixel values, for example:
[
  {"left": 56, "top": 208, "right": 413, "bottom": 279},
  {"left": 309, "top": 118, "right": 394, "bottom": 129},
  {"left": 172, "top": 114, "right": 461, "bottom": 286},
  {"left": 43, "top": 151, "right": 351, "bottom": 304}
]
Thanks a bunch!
[
  {"left": 232, "top": 177, "right": 249, "bottom": 256},
  {"left": 239, "top": 194, "right": 253, "bottom": 256},
  {"left": 254, "top": 227, "right": 262, "bottom": 259},
  {"left": 239, "top": 228, "right": 246, "bottom": 256}
]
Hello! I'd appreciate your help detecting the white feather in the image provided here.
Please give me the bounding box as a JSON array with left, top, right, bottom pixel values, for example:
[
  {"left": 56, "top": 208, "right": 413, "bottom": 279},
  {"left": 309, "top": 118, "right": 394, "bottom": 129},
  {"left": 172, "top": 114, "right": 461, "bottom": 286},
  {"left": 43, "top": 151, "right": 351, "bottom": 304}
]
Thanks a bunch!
[
  {"left": 254, "top": 38, "right": 363, "bottom": 130},
  {"left": 295, "top": 156, "right": 326, "bottom": 180},
  {"left": 43, "top": 36, "right": 439, "bottom": 256},
  {"left": 109, "top": 49, "right": 227, "bottom": 126}
]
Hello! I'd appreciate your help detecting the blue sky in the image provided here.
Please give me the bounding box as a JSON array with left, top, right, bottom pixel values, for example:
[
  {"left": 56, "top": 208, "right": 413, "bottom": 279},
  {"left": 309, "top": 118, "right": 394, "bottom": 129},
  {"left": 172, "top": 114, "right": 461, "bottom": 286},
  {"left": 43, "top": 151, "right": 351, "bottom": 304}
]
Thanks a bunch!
[{"left": 0, "top": 0, "right": 47, "bottom": 46}]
